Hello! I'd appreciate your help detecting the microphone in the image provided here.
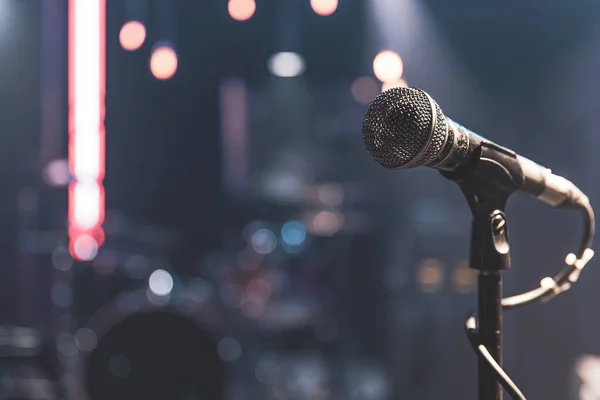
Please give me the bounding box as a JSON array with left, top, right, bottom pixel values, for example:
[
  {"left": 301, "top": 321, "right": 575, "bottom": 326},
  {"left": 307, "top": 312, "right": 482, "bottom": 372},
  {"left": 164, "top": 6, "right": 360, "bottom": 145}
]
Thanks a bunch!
[{"left": 362, "top": 87, "right": 588, "bottom": 209}]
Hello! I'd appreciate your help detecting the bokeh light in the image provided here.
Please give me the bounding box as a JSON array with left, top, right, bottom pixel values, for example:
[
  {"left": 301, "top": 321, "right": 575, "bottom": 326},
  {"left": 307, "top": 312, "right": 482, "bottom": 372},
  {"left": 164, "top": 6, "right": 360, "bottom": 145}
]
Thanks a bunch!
[
  {"left": 57, "top": 333, "right": 77, "bottom": 357},
  {"left": 416, "top": 259, "right": 444, "bottom": 292},
  {"left": 382, "top": 79, "right": 408, "bottom": 92},
  {"left": 576, "top": 355, "right": 600, "bottom": 399},
  {"left": 217, "top": 337, "right": 242, "bottom": 362},
  {"left": 311, "top": 211, "right": 343, "bottom": 236},
  {"left": 150, "top": 44, "right": 178, "bottom": 80},
  {"left": 373, "top": 50, "right": 403, "bottom": 83},
  {"left": 311, "top": 0, "right": 338, "bottom": 16},
  {"left": 43, "top": 159, "right": 70, "bottom": 187},
  {"left": 452, "top": 261, "right": 477, "bottom": 293},
  {"left": 243, "top": 220, "right": 265, "bottom": 243},
  {"left": 12, "top": 328, "right": 39, "bottom": 349},
  {"left": 228, "top": 0, "right": 256, "bottom": 21},
  {"left": 268, "top": 52, "right": 306, "bottom": 77},
  {"left": 251, "top": 228, "right": 277, "bottom": 254},
  {"left": 148, "top": 269, "right": 174, "bottom": 296},
  {"left": 188, "top": 277, "right": 214, "bottom": 304},
  {"left": 75, "top": 328, "right": 98, "bottom": 352},
  {"left": 281, "top": 220, "right": 307, "bottom": 247},
  {"left": 247, "top": 278, "right": 272, "bottom": 301},
  {"left": 119, "top": 21, "right": 146, "bottom": 51},
  {"left": 72, "top": 234, "right": 99, "bottom": 261},
  {"left": 317, "top": 183, "right": 345, "bottom": 206},
  {"left": 351, "top": 76, "right": 379, "bottom": 104},
  {"left": 52, "top": 246, "right": 74, "bottom": 271}
]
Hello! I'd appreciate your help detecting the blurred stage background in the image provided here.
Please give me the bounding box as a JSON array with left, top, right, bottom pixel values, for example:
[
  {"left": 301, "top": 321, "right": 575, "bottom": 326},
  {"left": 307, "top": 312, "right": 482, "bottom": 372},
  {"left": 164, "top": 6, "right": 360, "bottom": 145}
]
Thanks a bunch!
[{"left": 1, "top": 0, "right": 600, "bottom": 399}]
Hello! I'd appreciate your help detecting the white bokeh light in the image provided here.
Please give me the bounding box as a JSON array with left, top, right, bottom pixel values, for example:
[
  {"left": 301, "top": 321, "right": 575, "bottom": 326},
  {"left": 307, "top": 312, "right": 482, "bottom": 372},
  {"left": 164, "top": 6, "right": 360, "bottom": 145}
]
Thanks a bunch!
[
  {"left": 268, "top": 52, "right": 305, "bottom": 78},
  {"left": 148, "top": 269, "right": 174, "bottom": 296},
  {"left": 43, "top": 159, "right": 71, "bottom": 187},
  {"left": 72, "top": 234, "right": 98, "bottom": 261},
  {"left": 373, "top": 50, "right": 403, "bottom": 83},
  {"left": 251, "top": 228, "right": 277, "bottom": 254}
]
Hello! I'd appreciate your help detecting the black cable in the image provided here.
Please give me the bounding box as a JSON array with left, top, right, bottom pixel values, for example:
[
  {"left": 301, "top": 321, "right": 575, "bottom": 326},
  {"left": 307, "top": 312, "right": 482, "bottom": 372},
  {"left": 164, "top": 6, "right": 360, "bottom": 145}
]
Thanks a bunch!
[
  {"left": 466, "top": 316, "right": 526, "bottom": 400},
  {"left": 503, "top": 203, "right": 594, "bottom": 309},
  {"left": 465, "top": 203, "right": 595, "bottom": 399}
]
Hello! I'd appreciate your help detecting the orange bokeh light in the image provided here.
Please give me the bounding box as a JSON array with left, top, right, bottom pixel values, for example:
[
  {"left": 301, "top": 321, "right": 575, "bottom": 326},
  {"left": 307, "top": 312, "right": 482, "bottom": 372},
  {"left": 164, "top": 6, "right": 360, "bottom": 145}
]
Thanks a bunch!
[
  {"left": 351, "top": 76, "right": 379, "bottom": 104},
  {"left": 228, "top": 0, "right": 256, "bottom": 21},
  {"left": 119, "top": 21, "right": 146, "bottom": 51},
  {"left": 150, "top": 46, "right": 178, "bottom": 80},
  {"left": 311, "top": 0, "right": 338, "bottom": 16}
]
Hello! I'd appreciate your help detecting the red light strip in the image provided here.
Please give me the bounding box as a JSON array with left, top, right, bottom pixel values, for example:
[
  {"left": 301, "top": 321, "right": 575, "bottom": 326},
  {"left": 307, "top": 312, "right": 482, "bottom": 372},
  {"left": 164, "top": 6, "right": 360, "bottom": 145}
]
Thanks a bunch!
[{"left": 68, "top": 0, "right": 106, "bottom": 261}]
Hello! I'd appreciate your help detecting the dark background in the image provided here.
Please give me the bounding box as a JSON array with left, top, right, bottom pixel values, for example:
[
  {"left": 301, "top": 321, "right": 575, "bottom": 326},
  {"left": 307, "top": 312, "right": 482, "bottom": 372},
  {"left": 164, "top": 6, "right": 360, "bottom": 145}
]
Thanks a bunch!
[{"left": 1, "top": 0, "right": 600, "bottom": 399}]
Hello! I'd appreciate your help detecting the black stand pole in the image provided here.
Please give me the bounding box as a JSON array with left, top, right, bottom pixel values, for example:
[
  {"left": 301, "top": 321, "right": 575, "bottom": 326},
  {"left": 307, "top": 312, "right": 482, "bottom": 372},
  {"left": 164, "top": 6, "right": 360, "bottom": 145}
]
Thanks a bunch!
[
  {"left": 443, "top": 143, "right": 521, "bottom": 400},
  {"left": 478, "top": 271, "right": 503, "bottom": 400},
  {"left": 459, "top": 187, "right": 510, "bottom": 400}
]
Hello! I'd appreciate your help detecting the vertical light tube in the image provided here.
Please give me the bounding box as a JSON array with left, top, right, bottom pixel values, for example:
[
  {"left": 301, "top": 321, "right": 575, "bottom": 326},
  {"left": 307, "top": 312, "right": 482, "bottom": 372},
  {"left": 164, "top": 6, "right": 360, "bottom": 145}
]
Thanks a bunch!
[{"left": 68, "top": 0, "right": 106, "bottom": 261}]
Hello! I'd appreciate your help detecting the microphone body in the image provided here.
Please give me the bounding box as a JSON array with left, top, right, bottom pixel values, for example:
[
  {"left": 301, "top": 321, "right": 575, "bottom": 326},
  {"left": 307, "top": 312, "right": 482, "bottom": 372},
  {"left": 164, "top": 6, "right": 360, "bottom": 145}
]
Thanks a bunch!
[{"left": 362, "top": 88, "right": 588, "bottom": 209}]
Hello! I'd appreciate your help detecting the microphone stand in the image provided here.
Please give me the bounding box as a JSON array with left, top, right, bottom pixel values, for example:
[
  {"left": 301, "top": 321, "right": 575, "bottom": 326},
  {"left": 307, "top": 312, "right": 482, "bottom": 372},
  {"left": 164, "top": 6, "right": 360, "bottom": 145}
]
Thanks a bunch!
[
  {"left": 461, "top": 187, "right": 509, "bottom": 400},
  {"left": 442, "top": 144, "right": 522, "bottom": 400}
]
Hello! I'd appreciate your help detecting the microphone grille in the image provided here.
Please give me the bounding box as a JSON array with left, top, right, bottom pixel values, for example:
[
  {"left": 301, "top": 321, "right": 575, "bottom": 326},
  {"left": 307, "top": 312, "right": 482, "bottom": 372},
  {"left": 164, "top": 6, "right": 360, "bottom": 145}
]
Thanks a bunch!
[{"left": 362, "top": 87, "right": 447, "bottom": 169}]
